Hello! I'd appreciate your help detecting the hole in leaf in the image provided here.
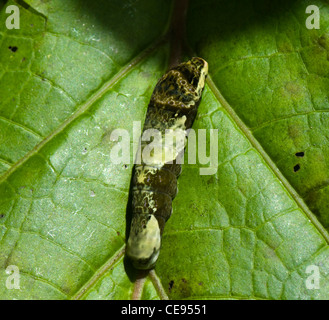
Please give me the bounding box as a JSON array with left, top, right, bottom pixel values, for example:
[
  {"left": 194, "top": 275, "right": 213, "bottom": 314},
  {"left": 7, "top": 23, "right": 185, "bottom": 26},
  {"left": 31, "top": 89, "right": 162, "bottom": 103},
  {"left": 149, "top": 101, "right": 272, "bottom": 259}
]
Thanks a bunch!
[
  {"left": 295, "top": 151, "right": 304, "bottom": 157},
  {"left": 294, "top": 164, "right": 300, "bottom": 172},
  {"left": 8, "top": 46, "right": 18, "bottom": 52}
]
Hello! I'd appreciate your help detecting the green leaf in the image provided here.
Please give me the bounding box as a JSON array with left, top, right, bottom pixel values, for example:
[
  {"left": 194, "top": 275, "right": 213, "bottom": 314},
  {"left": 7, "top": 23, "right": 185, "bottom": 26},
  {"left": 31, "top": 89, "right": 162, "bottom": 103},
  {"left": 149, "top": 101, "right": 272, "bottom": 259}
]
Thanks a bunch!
[{"left": 1, "top": 0, "right": 329, "bottom": 300}]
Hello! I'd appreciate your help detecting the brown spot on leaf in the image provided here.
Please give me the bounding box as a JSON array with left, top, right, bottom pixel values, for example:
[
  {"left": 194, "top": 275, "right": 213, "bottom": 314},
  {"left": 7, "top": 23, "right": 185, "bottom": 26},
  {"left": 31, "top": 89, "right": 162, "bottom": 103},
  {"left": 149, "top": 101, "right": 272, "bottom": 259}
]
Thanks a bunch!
[
  {"left": 317, "top": 34, "right": 329, "bottom": 51},
  {"left": 288, "top": 124, "right": 302, "bottom": 140},
  {"left": 168, "top": 280, "right": 174, "bottom": 293},
  {"left": 175, "top": 278, "right": 191, "bottom": 298}
]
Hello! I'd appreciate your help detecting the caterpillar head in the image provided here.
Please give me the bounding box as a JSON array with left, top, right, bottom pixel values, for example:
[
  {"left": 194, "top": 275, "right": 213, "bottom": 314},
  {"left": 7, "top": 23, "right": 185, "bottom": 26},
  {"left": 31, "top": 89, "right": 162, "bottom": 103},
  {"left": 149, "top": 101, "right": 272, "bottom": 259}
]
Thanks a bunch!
[
  {"left": 151, "top": 57, "right": 208, "bottom": 127},
  {"left": 181, "top": 57, "right": 208, "bottom": 99}
]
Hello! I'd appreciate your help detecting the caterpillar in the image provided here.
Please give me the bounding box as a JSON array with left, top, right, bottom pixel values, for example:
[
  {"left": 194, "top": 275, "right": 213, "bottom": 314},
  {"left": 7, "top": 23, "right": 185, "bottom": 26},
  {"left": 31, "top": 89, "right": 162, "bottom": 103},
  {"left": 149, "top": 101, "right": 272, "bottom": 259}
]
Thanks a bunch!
[{"left": 126, "top": 57, "right": 208, "bottom": 269}]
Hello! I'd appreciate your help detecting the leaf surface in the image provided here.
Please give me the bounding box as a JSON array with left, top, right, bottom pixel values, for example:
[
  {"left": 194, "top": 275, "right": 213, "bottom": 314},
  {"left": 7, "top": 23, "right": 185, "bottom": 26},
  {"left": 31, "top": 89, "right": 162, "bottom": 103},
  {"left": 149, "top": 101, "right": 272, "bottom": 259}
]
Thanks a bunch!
[{"left": 0, "top": 0, "right": 329, "bottom": 300}]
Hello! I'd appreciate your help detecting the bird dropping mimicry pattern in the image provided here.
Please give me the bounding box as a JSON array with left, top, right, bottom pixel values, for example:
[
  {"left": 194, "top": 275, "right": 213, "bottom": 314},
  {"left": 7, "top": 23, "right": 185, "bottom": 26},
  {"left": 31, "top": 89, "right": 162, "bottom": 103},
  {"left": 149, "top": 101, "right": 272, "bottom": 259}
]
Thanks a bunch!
[{"left": 126, "top": 57, "right": 208, "bottom": 269}]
